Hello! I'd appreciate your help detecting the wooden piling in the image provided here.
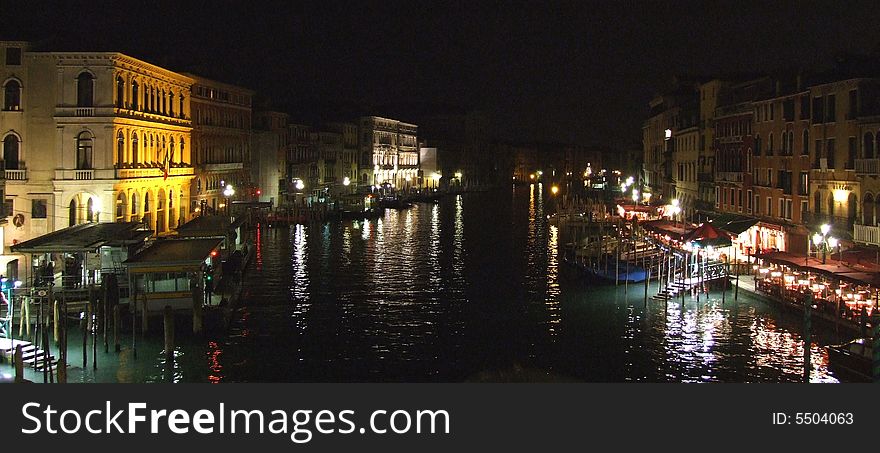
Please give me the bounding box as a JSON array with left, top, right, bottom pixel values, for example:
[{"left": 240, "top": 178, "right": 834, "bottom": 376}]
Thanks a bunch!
[
  {"left": 53, "top": 299, "right": 60, "bottom": 343},
  {"left": 734, "top": 246, "right": 740, "bottom": 300},
  {"left": 13, "top": 345, "right": 23, "bottom": 383},
  {"left": 113, "top": 304, "right": 121, "bottom": 352},
  {"left": 82, "top": 302, "right": 88, "bottom": 369}
]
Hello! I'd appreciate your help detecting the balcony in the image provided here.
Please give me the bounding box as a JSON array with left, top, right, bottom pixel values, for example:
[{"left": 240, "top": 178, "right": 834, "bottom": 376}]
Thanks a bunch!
[
  {"left": 115, "top": 166, "right": 194, "bottom": 179},
  {"left": 855, "top": 158, "right": 880, "bottom": 175},
  {"left": 54, "top": 106, "right": 191, "bottom": 127},
  {"left": 717, "top": 172, "right": 743, "bottom": 183},
  {"left": 55, "top": 169, "right": 114, "bottom": 180},
  {"left": 5, "top": 169, "right": 27, "bottom": 181},
  {"left": 854, "top": 224, "right": 880, "bottom": 247}
]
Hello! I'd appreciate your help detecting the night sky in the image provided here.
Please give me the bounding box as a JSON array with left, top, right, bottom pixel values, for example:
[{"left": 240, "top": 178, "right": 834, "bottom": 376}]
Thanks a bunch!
[{"left": 5, "top": 0, "right": 880, "bottom": 149}]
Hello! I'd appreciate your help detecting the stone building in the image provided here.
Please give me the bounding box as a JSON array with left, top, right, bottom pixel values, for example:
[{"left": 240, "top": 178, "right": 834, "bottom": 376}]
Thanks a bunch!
[
  {"left": 0, "top": 42, "right": 195, "bottom": 273},
  {"left": 184, "top": 74, "right": 253, "bottom": 215},
  {"left": 358, "top": 116, "right": 419, "bottom": 191}
]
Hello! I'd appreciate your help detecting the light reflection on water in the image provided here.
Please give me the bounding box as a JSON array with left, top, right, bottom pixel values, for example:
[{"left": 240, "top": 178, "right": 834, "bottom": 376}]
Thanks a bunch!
[{"left": 85, "top": 185, "right": 846, "bottom": 383}]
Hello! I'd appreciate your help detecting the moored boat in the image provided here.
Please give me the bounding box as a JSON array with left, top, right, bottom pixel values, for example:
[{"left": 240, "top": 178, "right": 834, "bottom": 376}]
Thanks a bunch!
[{"left": 827, "top": 338, "right": 873, "bottom": 381}]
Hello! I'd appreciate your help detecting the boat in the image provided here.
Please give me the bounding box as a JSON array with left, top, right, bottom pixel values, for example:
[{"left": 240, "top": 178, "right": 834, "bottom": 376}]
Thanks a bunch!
[
  {"left": 827, "top": 338, "right": 873, "bottom": 381},
  {"left": 585, "top": 262, "right": 648, "bottom": 283}
]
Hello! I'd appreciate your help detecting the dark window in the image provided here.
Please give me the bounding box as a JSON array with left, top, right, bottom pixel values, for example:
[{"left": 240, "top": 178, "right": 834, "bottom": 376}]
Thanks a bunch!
[
  {"left": 5, "top": 47, "right": 21, "bottom": 65},
  {"left": 76, "top": 72, "right": 94, "bottom": 107},
  {"left": 802, "top": 129, "right": 809, "bottom": 155},
  {"left": 800, "top": 96, "right": 810, "bottom": 120},
  {"left": 31, "top": 199, "right": 47, "bottom": 219},
  {"left": 168, "top": 91, "right": 174, "bottom": 116},
  {"left": 814, "top": 139, "right": 823, "bottom": 168},
  {"left": 783, "top": 99, "right": 795, "bottom": 121},
  {"left": 849, "top": 89, "right": 858, "bottom": 119},
  {"left": 76, "top": 132, "right": 93, "bottom": 169},
  {"left": 827, "top": 138, "right": 836, "bottom": 169},
  {"left": 799, "top": 172, "right": 809, "bottom": 195},
  {"left": 865, "top": 132, "right": 875, "bottom": 159},
  {"left": 812, "top": 97, "right": 824, "bottom": 123},
  {"left": 4, "top": 79, "right": 21, "bottom": 110},
  {"left": 788, "top": 131, "right": 794, "bottom": 156},
  {"left": 754, "top": 135, "right": 761, "bottom": 155},
  {"left": 132, "top": 133, "right": 139, "bottom": 164},
  {"left": 117, "top": 131, "right": 125, "bottom": 166},
  {"left": 116, "top": 76, "right": 125, "bottom": 108},
  {"left": 3, "top": 134, "right": 20, "bottom": 169},
  {"left": 826, "top": 94, "right": 836, "bottom": 122},
  {"left": 132, "top": 81, "right": 139, "bottom": 110}
]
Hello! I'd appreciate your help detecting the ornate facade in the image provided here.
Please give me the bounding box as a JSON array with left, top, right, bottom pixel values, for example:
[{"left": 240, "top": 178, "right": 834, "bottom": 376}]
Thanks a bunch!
[
  {"left": 358, "top": 116, "right": 419, "bottom": 191},
  {"left": 0, "top": 41, "right": 195, "bottom": 275}
]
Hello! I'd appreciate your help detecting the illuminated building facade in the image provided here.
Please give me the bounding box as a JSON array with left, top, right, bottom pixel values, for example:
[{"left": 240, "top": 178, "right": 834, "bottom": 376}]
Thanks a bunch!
[
  {"left": 184, "top": 74, "right": 253, "bottom": 215},
  {"left": 0, "top": 41, "right": 195, "bottom": 275},
  {"left": 358, "top": 116, "right": 419, "bottom": 191}
]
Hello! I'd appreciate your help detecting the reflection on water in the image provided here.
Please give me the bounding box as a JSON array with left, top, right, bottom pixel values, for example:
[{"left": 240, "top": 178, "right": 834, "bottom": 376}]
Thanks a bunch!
[{"left": 92, "top": 185, "right": 844, "bottom": 383}]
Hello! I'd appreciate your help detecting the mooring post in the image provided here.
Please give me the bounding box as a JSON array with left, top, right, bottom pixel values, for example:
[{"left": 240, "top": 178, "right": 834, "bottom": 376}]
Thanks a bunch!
[
  {"left": 113, "top": 304, "right": 121, "bottom": 353},
  {"left": 803, "top": 293, "right": 812, "bottom": 383},
  {"left": 14, "top": 345, "right": 23, "bottom": 383}
]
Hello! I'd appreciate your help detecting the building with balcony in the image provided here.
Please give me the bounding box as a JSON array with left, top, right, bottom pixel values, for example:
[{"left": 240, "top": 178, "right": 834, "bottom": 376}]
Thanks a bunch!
[
  {"left": 0, "top": 41, "right": 195, "bottom": 276},
  {"left": 252, "top": 110, "right": 290, "bottom": 206},
  {"left": 184, "top": 74, "right": 253, "bottom": 216},
  {"left": 750, "top": 83, "right": 814, "bottom": 253},
  {"left": 358, "top": 116, "right": 419, "bottom": 191},
  {"left": 806, "top": 78, "right": 880, "bottom": 242}
]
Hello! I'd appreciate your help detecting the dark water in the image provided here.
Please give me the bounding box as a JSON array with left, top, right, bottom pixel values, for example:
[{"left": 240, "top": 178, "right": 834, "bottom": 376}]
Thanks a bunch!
[
  {"left": 44, "top": 184, "right": 844, "bottom": 383},
  {"left": 210, "top": 184, "right": 842, "bottom": 383}
]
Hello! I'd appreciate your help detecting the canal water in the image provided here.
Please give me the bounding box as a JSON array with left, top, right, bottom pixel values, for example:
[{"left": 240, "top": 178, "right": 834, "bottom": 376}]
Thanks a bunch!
[{"left": 35, "top": 184, "right": 848, "bottom": 383}]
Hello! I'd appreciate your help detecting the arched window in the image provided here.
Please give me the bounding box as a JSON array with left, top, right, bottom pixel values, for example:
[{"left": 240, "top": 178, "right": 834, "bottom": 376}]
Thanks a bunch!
[
  {"left": 131, "top": 81, "right": 139, "bottom": 110},
  {"left": 179, "top": 138, "right": 185, "bottom": 164},
  {"left": 864, "top": 193, "right": 875, "bottom": 226},
  {"left": 131, "top": 132, "right": 139, "bottom": 164},
  {"left": 179, "top": 94, "right": 184, "bottom": 118},
  {"left": 86, "top": 197, "right": 95, "bottom": 223},
  {"left": 161, "top": 89, "right": 166, "bottom": 115},
  {"left": 168, "top": 91, "right": 174, "bottom": 116},
  {"left": 131, "top": 192, "right": 139, "bottom": 217},
  {"left": 143, "top": 192, "right": 152, "bottom": 228},
  {"left": 157, "top": 189, "right": 166, "bottom": 233},
  {"left": 802, "top": 129, "right": 809, "bottom": 156},
  {"left": 169, "top": 137, "right": 176, "bottom": 165},
  {"left": 754, "top": 135, "right": 761, "bottom": 156},
  {"left": 4, "top": 79, "right": 21, "bottom": 110},
  {"left": 828, "top": 193, "right": 835, "bottom": 218},
  {"left": 788, "top": 131, "right": 794, "bottom": 155},
  {"left": 69, "top": 199, "right": 77, "bottom": 227},
  {"left": 116, "top": 192, "right": 126, "bottom": 222},
  {"left": 116, "top": 131, "right": 125, "bottom": 167},
  {"left": 768, "top": 133, "right": 774, "bottom": 156},
  {"left": 76, "top": 131, "right": 93, "bottom": 169},
  {"left": 116, "top": 76, "right": 125, "bottom": 108},
  {"left": 76, "top": 72, "right": 94, "bottom": 107},
  {"left": 3, "top": 134, "right": 20, "bottom": 169}
]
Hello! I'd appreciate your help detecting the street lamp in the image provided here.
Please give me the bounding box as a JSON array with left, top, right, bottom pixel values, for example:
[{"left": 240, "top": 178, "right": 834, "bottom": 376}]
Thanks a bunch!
[
  {"left": 814, "top": 223, "right": 831, "bottom": 264},
  {"left": 223, "top": 184, "right": 234, "bottom": 217},
  {"left": 827, "top": 237, "right": 839, "bottom": 263}
]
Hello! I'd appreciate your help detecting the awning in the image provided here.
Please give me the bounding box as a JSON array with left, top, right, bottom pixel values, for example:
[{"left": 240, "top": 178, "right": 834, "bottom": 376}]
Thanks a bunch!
[
  {"left": 175, "top": 215, "right": 244, "bottom": 238},
  {"left": 682, "top": 222, "right": 732, "bottom": 248},
  {"left": 124, "top": 237, "right": 223, "bottom": 273},
  {"left": 10, "top": 222, "right": 152, "bottom": 253},
  {"left": 712, "top": 214, "right": 760, "bottom": 235}
]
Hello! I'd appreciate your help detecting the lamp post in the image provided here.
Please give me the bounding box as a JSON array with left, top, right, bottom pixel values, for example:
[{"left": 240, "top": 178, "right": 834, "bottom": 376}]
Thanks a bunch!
[
  {"left": 223, "top": 184, "right": 234, "bottom": 218},
  {"left": 814, "top": 223, "right": 831, "bottom": 264},
  {"left": 828, "top": 237, "right": 839, "bottom": 264}
]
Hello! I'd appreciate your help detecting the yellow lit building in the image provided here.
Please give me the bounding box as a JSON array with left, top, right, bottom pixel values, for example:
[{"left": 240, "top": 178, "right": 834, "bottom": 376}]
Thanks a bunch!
[{"left": 1, "top": 41, "right": 195, "bottom": 276}]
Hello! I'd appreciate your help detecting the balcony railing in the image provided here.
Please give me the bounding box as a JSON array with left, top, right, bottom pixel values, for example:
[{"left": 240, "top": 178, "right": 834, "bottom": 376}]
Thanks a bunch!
[
  {"left": 75, "top": 107, "right": 94, "bottom": 117},
  {"left": 115, "top": 166, "right": 194, "bottom": 179},
  {"left": 855, "top": 158, "right": 880, "bottom": 175},
  {"left": 854, "top": 224, "right": 880, "bottom": 246},
  {"left": 717, "top": 172, "right": 743, "bottom": 183},
  {"left": 5, "top": 169, "right": 27, "bottom": 180}
]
